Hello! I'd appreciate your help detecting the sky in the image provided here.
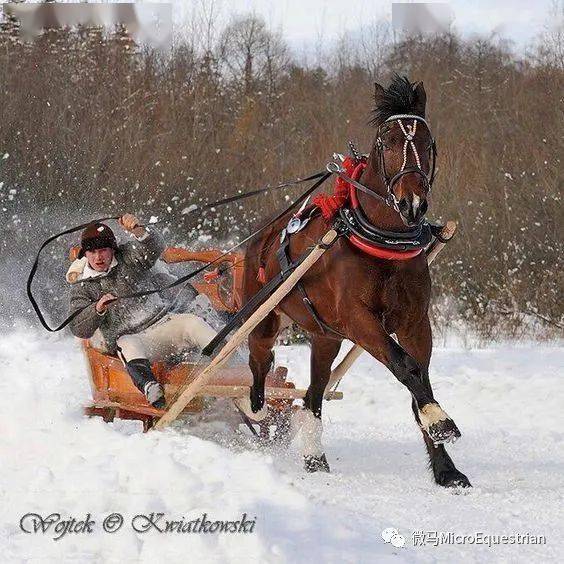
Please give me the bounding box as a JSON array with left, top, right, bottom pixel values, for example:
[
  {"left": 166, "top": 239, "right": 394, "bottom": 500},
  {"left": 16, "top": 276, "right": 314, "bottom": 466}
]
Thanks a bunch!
[
  {"left": 181, "top": 0, "right": 557, "bottom": 54},
  {"left": 12, "top": 1, "right": 561, "bottom": 55}
]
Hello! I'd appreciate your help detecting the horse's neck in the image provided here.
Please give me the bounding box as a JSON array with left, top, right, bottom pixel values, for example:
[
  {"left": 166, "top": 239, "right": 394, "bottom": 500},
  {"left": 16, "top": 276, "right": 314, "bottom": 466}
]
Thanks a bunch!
[{"left": 358, "top": 156, "right": 407, "bottom": 232}]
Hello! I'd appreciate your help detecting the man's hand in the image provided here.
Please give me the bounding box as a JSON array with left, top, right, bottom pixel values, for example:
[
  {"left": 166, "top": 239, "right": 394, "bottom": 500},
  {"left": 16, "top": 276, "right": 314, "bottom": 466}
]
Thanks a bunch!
[
  {"left": 95, "top": 293, "right": 118, "bottom": 314},
  {"left": 119, "top": 213, "right": 146, "bottom": 238}
]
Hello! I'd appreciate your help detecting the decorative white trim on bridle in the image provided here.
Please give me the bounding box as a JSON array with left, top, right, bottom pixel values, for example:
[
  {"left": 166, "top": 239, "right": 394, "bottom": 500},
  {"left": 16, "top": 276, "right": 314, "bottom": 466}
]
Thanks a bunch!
[
  {"left": 398, "top": 119, "right": 421, "bottom": 170},
  {"left": 383, "top": 114, "right": 430, "bottom": 129},
  {"left": 382, "top": 113, "right": 429, "bottom": 172}
]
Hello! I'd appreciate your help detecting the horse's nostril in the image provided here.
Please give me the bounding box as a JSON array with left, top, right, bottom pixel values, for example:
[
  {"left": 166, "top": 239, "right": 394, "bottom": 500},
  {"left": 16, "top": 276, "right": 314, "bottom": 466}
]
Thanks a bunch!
[{"left": 399, "top": 199, "right": 410, "bottom": 213}]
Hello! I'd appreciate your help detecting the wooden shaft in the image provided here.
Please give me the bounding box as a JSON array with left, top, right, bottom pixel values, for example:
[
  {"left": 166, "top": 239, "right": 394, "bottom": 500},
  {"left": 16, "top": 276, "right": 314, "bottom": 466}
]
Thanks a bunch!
[
  {"left": 324, "top": 221, "right": 457, "bottom": 397},
  {"left": 153, "top": 229, "right": 339, "bottom": 430},
  {"left": 425, "top": 220, "right": 457, "bottom": 264},
  {"left": 323, "top": 344, "right": 364, "bottom": 399}
]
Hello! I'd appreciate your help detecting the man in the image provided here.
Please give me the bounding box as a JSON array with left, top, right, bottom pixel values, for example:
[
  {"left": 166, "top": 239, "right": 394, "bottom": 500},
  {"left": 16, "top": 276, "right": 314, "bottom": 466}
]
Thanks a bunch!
[{"left": 67, "top": 213, "right": 217, "bottom": 409}]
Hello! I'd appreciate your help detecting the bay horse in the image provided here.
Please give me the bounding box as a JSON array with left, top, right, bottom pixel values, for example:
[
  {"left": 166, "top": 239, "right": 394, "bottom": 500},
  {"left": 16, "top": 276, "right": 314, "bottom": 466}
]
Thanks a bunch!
[{"left": 243, "top": 75, "right": 471, "bottom": 488}]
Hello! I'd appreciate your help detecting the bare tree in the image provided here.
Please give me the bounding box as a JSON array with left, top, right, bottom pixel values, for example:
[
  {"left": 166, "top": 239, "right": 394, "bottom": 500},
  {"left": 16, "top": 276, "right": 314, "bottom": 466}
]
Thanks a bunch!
[{"left": 217, "top": 14, "right": 288, "bottom": 95}]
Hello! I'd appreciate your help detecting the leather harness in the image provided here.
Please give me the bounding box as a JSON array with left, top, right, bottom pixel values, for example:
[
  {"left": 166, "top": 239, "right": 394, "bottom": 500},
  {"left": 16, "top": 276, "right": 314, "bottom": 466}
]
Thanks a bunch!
[
  {"left": 277, "top": 223, "right": 347, "bottom": 339},
  {"left": 204, "top": 113, "right": 442, "bottom": 352}
]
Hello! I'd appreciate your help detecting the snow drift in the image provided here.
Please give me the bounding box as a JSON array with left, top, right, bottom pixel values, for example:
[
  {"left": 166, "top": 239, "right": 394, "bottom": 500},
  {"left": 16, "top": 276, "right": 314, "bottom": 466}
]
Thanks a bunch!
[{"left": 1, "top": 331, "right": 562, "bottom": 562}]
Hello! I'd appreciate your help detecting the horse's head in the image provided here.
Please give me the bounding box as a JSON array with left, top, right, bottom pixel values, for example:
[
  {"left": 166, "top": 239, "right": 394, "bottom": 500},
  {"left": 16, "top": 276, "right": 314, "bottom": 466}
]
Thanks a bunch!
[{"left": 371, "top": 76, "right": 436, "bottom": 227}]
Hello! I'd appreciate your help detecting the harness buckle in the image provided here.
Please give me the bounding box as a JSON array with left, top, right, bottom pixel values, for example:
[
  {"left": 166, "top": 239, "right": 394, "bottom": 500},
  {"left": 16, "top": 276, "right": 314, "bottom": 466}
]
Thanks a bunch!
[
  {"left": 287, "top": 217, "right": 302, "bottom": 234},
  {"left": 332, "top": 217, "right": 349, "bottom": 236},
  {"left": 326, "top": 161, "right": 343, "bottom": 174}
]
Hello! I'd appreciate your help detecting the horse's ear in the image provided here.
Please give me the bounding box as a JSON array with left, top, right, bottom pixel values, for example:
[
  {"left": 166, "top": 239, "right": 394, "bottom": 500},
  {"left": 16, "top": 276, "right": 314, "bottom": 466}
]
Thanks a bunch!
[
  {"left": 374, "top": 81, "right": 386, "bottom": 103},
  {"left": 413, "top": 81, "right": 427, "bottom": 117}
]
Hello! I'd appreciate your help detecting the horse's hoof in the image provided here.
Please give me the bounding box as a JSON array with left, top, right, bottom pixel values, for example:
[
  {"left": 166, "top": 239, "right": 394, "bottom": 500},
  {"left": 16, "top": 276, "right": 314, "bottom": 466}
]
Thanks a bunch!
[
  {"left": 304, "top": 453, "right": 330, "bottom": 473},
  {"left": 428, "top": 418, "right": 461, "bottom": 445},
  {"left": 249, "top": 385, "right": 265, "bottom": 413},
  {"left": 437, "top": 469, "right": 472, "bottom": 489},
  {"left": 233, "top": 396, "right": 267, "bottom": 422}
]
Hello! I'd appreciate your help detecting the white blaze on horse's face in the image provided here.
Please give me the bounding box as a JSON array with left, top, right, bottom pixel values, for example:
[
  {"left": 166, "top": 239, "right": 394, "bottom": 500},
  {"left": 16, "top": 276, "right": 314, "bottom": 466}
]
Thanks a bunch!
[{"left": 412, "top": 194, "right": 421, "bottom": 219}]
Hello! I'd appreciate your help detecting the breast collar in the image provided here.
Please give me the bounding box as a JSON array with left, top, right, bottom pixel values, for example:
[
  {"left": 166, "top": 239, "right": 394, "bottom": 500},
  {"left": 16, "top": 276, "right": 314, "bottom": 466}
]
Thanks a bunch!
[
  {"left": 337, "top": 160, "right": 432, "bottom": 259},
  {"left": 339, "top": 206, "right": 432, "bottom": 252}
]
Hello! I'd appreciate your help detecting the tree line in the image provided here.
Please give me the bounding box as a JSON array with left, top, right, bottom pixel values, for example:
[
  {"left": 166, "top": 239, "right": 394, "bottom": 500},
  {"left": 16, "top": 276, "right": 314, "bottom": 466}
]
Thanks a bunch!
[{"left": 0, "top": 11, "right": 561, "bottom": 338}]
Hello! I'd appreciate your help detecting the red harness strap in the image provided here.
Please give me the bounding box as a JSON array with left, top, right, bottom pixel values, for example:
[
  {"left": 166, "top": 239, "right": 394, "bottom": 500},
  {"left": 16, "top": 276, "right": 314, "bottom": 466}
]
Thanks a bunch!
[
  {"left": 348, "top": 235, "right": 422, "bottom": 259},
  {"left": 313, "top": 157, "right": 423, "bottom": 260}
]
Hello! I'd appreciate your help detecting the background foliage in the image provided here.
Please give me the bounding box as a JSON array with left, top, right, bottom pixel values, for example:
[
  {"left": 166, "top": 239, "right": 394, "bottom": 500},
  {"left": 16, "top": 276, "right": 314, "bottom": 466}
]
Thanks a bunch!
[{"left": 0, "top": 9, "right": 562, "bottom": 338}]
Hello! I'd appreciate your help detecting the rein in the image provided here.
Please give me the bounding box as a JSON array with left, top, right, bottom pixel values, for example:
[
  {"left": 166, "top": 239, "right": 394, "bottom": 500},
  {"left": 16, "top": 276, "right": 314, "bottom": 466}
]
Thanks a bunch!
[
  {"left": 28, "top": 171, "right": 331, "bottom": 332},
  {"left": 326, "top": 161, "right": 395, "bottom": 209}
]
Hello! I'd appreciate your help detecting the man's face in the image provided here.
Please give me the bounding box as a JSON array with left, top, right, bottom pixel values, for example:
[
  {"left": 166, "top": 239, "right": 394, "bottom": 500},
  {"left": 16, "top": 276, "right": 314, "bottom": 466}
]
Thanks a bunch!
[{"left": 85, "top": 248, "right": 114, "bottom": 272}]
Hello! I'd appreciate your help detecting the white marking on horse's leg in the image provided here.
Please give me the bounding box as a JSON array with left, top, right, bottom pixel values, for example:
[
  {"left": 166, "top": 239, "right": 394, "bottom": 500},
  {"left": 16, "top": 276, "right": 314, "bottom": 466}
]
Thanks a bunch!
[
  {"left": 290, "top": 408, "right": 323, "bottom": 457},
  {"left": 233, "top": 396, "right": 268, "bottom": 421},
  {"left": 418, "top": 403, "right": 449, "bottom": 430}
]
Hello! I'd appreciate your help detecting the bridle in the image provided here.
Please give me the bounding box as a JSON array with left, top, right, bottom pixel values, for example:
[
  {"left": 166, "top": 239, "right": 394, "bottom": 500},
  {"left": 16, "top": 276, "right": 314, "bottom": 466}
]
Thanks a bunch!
[
  {"left": 375, "top": 113, "right": 437, "bottom": 212},
  {"left": 326, "top": 113, "right": 437, "bottom": 217}
]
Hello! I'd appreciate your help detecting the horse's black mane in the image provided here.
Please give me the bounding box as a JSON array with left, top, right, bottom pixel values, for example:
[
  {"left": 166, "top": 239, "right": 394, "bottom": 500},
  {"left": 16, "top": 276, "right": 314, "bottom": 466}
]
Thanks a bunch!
[{"left": 371, "top": 74, "right": 422, "bottom": 126}]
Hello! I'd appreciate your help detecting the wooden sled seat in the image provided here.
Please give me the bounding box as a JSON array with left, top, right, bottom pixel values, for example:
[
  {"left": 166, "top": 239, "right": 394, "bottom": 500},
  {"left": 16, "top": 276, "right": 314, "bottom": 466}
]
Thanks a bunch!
[{"left": 84, "top": 339, "right": 294, "bottom": 411}]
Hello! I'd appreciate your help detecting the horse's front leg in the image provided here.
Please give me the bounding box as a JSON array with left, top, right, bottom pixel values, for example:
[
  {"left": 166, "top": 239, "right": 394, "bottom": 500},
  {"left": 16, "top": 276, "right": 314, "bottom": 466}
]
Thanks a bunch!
[
  {"left": 248, "top": 311, "right": 280, "bottom": 414},
  {"left": 347, "top": 309, "right": 461, "bottom": 445},
  {"left": 291, "top": 335, "right": 342, "bottom": 472},
  {"left": 396, "top": 316, "right": 471, "bottom": 488}
]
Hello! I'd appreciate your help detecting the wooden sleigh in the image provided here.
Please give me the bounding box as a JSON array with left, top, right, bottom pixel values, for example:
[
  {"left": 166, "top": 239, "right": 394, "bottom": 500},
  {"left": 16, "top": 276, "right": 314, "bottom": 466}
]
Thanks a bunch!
[{"left": 71, "top": 246, "right": 343, "bottom": 435}]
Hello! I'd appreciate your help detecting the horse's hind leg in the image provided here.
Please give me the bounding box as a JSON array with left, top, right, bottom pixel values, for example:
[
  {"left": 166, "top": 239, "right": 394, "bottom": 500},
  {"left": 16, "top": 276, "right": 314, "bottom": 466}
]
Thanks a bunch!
[
  {"left": 248, "top": 311, "right": 280, "bottom": 413},
  {"left": 397, "top": 318, "right": 471, "bottom": 488},
  {"left": 292, "top": 336, "right": 342, "bottom": 472}
]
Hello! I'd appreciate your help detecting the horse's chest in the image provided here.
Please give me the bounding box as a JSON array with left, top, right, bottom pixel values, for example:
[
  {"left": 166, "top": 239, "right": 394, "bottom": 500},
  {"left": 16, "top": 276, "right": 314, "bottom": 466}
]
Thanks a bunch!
[{"left": 347, "top": 259, "right": 429, "bottom": 312}]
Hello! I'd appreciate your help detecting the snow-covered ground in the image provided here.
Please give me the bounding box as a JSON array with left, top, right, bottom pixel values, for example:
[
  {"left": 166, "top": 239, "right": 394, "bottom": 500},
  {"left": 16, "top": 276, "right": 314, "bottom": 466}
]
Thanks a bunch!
[{"left": 1, "top": 331, "right": 562, "bottom": 563}]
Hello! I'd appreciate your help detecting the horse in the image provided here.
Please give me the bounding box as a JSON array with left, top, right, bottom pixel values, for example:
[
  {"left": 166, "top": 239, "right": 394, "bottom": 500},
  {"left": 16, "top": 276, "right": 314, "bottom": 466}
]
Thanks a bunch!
[{"left": 242, "top": 75, "right": 471, "bottom": 488}]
